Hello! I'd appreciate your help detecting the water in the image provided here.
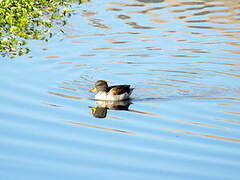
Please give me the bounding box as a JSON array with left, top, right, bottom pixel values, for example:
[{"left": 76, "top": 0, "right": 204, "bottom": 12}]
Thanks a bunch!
[{"left": 1, "top": 0, "right": 240, "bottom": 179}]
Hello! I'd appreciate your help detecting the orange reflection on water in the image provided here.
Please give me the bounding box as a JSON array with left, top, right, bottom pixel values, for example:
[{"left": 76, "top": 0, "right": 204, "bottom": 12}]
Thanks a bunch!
[
  {"left": 106, "top": 8, "right": 122, "bottom": 12},
  {"left": 66, "top": 120, "right": 135, "bottom": 135},
  {"left": 59, "top": 86, "right": 79, "bottom": 91},
  {"left": 126, "top": 22, "right": 155, "bottom": 29},
  {"left": 80, "top": 54, "right": 96, "bottom": 57},
  {"left": 196, "top": 98, "right": 240, "bottom": 101},
  {"left": 106, "top": 38, "right": 130, "bottom": 44},
  {"left": 128, "top": 109, "right": 161, "bottom": 117},
  {"left": 215, "top": 118, "right": 240, "bottom": 125},
  {"left": 58, "top": 61, "right": 72, "bottom": 65},
  {"left": 44, "top": 56, "right": 61, "bottom": 59},
  {"left": 48, "top": 91, "right": 87, "bottom": 100},
  {"left": 168, "top": 129, "right": 240, "bottom": 143},
  {"left": 144, "top": 82, "right": 178, "bottom": 87},
  {"left": 177, "top": 119, "right": 227, "bottom": 129},
  {"left": 222, "top": 110, "right": 240, "bottom": 116},
  {"left": 200, "top": 69, "right": 240, "bottom": 78},
  {"left": 117, "top": 14, "right": 131, "bottom": 20},
  {"left": 109, "top": 2, "right": 145, "bottom": 7}
]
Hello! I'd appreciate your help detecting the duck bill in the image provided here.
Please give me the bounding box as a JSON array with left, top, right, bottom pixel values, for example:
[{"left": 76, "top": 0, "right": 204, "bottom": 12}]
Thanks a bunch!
[
  {"left": 89, "top": 88, "right": 97, "bottom": 93},
  {"left": 88, "top": 106, "right": 97, "bottom": 113},
  {"left": 91, "top": 107, "right": 97, "bottom": 113}
]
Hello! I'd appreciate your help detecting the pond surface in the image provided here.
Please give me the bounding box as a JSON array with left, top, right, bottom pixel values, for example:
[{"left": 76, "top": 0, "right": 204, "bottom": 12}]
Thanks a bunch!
[{"left": 1, "top": 0, "right": 240, "bottom": 179}]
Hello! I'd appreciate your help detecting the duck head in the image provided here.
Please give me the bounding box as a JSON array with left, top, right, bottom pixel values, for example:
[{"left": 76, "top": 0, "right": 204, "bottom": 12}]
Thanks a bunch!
[{"left": 90, "top": 80, "right": 108, "bottom": 93}]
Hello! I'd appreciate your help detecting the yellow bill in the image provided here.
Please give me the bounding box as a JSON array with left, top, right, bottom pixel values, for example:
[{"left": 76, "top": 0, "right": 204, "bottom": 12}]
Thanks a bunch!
[
  {"left": 91, "top": 107, "right": 97, "bottom": 113},
  {"left": 89, "top": 88, "right": 97, "bottom": 93}
]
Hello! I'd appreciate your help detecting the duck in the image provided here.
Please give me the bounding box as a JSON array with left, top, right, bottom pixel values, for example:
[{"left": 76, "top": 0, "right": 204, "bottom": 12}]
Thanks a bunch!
[{"left": 90, "top": 80, "right": 134, "bottom": 101}]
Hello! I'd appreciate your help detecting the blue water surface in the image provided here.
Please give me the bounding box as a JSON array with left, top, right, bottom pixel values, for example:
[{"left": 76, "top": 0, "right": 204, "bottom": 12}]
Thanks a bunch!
[{"left": 0, "top": 0, "right": 240, "bottom": 179}]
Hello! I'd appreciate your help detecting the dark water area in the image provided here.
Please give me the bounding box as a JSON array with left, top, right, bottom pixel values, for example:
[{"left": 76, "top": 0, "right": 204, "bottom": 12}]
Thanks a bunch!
[{"left": 0, "top": 0, "right": 240, "bottom": 179}]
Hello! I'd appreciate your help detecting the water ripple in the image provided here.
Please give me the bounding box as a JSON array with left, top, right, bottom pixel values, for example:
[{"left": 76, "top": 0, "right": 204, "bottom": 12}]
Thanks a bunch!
[{"left": 1, "top": 0, "right": 240, "bottom": 179}]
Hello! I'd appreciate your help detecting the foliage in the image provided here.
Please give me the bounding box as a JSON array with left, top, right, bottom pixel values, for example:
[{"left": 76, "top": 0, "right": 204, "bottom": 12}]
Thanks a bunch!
[{"left": 0, "top": 0, "right": 85, "bottom": 58}]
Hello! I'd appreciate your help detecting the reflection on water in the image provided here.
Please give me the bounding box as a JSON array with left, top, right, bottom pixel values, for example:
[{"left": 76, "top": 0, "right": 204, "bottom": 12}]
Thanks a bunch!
[
  {"left": 90, "top": 100, "right": 131, "bottom": 118},
  {"left": 168, "top": 129, "right": 240, "bottom": 143},
  {"left": 66, "top": 120, "right": 134, "bottom": 134},
  {"left": 136, "top": 0, "right": 165, "bottom": 3},
  {"left": 1, "top": 0, "right": 240, "bottom": 179}
]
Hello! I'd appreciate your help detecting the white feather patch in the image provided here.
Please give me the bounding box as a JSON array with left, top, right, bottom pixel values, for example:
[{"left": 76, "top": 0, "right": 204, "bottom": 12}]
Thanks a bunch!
[{"left": 95, "top": 92, "right": 130, "bottom": 101}]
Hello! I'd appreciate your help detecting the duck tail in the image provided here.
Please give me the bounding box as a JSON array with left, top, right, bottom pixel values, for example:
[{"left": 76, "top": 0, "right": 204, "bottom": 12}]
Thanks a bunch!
[{"left": 129, "top": 88, "right": 134, "bottom": 95}]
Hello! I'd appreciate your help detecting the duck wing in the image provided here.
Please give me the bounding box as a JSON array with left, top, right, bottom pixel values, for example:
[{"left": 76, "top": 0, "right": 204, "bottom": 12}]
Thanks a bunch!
[{"left": 108, "top": 85, "right": 132, "bottom": 95}]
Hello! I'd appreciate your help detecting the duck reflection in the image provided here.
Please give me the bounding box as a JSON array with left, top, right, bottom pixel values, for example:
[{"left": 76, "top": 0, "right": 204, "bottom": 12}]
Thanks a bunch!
[{"left": 90, "top": 100, "right": 131, "bottom": 118}]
